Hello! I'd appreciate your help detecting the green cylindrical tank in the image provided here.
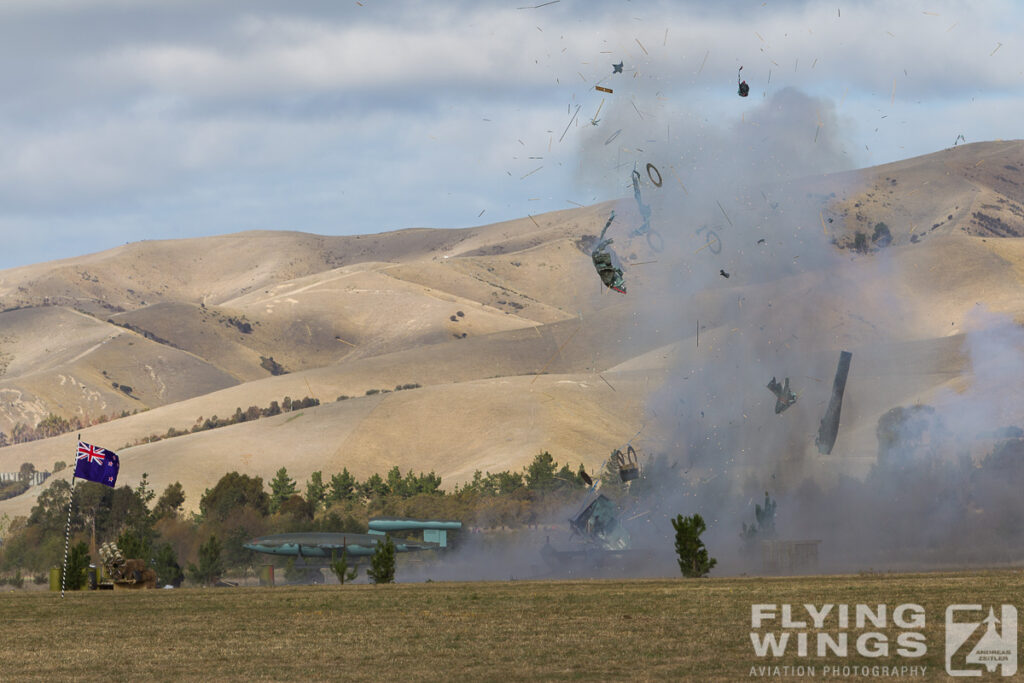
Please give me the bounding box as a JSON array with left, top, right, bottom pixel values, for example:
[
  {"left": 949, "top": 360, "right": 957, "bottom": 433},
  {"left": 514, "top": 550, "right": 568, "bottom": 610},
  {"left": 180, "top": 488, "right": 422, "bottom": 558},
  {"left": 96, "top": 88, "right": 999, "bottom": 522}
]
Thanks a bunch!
[
  {"left": 367, "top": 519, "right": 462, "bottom": 532},
  {"left": 49, "top": 567, "right": 60, "bottom": 592}
]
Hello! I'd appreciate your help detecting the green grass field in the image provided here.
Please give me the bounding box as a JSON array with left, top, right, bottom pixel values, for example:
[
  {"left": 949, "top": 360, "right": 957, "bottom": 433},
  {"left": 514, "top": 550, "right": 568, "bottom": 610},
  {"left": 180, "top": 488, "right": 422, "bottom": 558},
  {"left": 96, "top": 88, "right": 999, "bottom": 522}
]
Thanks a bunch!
[{"left": 2, "top": 571, "right": 1021, "bottom": 681}]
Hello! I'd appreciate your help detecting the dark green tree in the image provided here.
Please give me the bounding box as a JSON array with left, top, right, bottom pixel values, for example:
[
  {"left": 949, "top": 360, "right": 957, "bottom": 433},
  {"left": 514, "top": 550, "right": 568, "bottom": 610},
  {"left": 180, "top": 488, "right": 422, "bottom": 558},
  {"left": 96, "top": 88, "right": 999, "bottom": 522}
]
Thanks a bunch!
[
  {"left": 330, "top": 548, "right": 358, "bottom": 585},
  {"left": 154, "top": 482, "right": 186, "bottom": 519},
  {"left": 153, "top": 543, "right": 183, "bottom": 587},
  {"left": 269, "top": 467, "right": 297, "bottom": 513},
  {"left": 412, "top": 471, "right": 442, "bottom": 495},
  {"left": 187, "top": 535, "right": 225, "bottom": 586},
  {"left": 305, "top": 471, "right": 326, "bottom": 512},
  {"left": 386, "top": 466, "right": 404, "bottom": 497},
  {"left": 366, "top": 535, "right": 396, "bottom": 584},
  {"left": 328, "top": 469, "right": 357, "bottom": 503},
  {"left": 19, "top": 462, "right": 35, "bottom": 483},
  {"left": 525, "top": 451, "right": 557, "bottom": 491},
  {"left": 134, "top": 472, "right": 156, "bottom": 507},
  {"left": 28, "top": 479, "right": 77, "bottom": 533},
  {"left": 199, "top": 472, "right": 269, "bottom": 521},
  {"left": 486, "top": 470, "right": 524, "bottom": 495},
  {"left": 63, "top": 541, "right": 90, "bottom": 590},
  {"left": 555, "top": 463, "right": 587, "bottom": 489},
  {"left": 362, "top": 473, "right": 388, "bottom": 499},
  {"left": 117, "top": 528, "right": 150, "bottom": 562},
  {"left": 672, "top": 513, "right": 717, "bottom": 578},
  {"left": 95, "top": 485, "right": 152, "bottom": 546}
]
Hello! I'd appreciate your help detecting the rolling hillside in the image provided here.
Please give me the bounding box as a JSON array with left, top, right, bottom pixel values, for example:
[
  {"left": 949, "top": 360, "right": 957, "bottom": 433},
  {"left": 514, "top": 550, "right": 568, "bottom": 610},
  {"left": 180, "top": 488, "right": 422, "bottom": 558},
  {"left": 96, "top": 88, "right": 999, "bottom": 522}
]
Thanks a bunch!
[{"left": 1, "top": 141, "right": 1023, "bottom": 517}]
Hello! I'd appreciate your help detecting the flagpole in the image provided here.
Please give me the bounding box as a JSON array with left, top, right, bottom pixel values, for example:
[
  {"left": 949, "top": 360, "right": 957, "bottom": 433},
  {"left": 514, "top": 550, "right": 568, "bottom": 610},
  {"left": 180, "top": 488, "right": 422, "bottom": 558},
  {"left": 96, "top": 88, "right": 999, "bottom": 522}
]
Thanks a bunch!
[{"left": 60, "top": 434, "right": 79, "bottom": 599}]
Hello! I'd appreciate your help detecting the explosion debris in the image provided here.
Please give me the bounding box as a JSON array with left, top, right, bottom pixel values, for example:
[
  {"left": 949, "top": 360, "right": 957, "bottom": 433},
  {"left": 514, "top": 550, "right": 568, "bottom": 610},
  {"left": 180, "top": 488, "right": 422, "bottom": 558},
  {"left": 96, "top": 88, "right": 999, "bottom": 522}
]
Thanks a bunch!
[
  {"left": 613, "top": 445, "right": 640, "bottom": 482},
  {"left": 766, "top": 377, "right": 797, "bottom": 414},
  {"left": 570, "top": 493, "right": 631, "bottom": 549},
  {"left": 816, "top": 351, "right": 853, "bottom": 454},
  {"left": 645, "top": 163, "right": 663, "bottom": 187},
  {"left": 630, "top": 168, "right": 663, "bottom": 251},
  {"left": 591, "top": 211, "right": 627, "bottom": 293}
]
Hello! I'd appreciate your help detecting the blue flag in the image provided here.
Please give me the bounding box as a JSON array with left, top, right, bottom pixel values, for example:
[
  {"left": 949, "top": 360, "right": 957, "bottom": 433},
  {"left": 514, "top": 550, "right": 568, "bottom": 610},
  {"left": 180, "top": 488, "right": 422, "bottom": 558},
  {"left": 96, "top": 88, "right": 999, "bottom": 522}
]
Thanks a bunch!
[{"left": 75, "top": 441, "right": 119, "bottom": 487}]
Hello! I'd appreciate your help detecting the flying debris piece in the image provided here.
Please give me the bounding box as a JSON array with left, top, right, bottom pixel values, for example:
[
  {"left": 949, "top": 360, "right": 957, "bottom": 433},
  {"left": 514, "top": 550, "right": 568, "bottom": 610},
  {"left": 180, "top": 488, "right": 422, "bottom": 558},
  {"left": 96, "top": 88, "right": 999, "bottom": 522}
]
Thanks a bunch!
[
  {"left": 603, "top": 128, "right": 623, "bottom": 146},
  {"left": 612, "top": 61, "right": 623, "bottom": 74},
  {"left": 737, "top": 66, "right": 750, "bottom": 97},
  {"left": 612, "top": 445, "right": 640, "bottom": 482},
  {"left": 757, "top": 238, "right": 766, "bottom": 245},
  {"left": 645, "top": 162, "right": 663, "bottom": 187},
  {"left": 766, "top": 377, "right": 797, "bottom": 414},
  {"left": 816, "top": 351, "right": 852, "bottom": 454},
  {"left": 595, "top": 85, "right": 614, "bottom": 93},
  {"left": 569, "top": 493, "right": 631, "bottom": 549},
  {"left": 720, "top": 269, "right": 730, "bottom": 279},
  {"left": 591, "top": 211, "right": 627, "bottom": 293},
  {"left": 953, "top": 133, "right": 966, "bottom": 146},
  {"left": 578, "top": 464, "right": 593, "bottom": 487},
  {"left": 630, "top": 168, "right": 663, "bottom": 252}
]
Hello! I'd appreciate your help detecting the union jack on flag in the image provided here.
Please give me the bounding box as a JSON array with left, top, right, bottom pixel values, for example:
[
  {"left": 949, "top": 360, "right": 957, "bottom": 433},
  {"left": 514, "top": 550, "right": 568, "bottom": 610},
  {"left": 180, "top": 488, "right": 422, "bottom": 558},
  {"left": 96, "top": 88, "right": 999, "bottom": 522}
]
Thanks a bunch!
[
  {"left": 77, "top": 443, "right": 106, "bottom": 465},
  {"left": 74, "top": 441, "right": 119, "bottom": 487}
]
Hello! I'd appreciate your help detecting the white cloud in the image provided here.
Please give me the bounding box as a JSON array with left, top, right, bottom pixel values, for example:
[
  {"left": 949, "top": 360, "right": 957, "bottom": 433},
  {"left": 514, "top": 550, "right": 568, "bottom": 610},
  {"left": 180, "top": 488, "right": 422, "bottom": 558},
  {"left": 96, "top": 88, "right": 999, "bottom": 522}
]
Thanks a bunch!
[{"left": 0, "top": 0, "right": 1020, "bottom": 269}]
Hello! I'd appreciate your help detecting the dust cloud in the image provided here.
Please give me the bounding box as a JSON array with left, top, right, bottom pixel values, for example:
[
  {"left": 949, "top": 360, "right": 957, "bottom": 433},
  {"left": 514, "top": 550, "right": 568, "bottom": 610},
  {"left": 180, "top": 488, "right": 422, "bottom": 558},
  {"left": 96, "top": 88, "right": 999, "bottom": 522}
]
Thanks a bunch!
[{"left": 426, "top": 84, "right": 1024, "bottom": 581}]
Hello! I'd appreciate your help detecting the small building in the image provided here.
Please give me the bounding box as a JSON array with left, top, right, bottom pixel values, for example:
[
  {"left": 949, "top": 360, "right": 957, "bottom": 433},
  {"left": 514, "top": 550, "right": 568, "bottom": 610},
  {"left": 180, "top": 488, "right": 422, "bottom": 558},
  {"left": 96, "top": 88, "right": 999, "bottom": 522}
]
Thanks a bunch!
[
  {"left": 367, "top": 518, "right": 462, "bottom": 548},
  {"left": 761, "top": 540, "right": 821, "bottom": 574},
  {"left": 0, "top": 471, "right": 50, "bottom": 487}
]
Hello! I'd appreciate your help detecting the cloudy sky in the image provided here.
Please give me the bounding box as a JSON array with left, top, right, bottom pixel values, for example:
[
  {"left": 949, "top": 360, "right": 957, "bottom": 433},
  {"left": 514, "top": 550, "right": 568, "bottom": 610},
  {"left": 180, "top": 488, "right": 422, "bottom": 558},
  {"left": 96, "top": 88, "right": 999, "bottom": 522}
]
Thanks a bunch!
[{"left": 0, "top": 0, "right": 1020, "bottom": 270}]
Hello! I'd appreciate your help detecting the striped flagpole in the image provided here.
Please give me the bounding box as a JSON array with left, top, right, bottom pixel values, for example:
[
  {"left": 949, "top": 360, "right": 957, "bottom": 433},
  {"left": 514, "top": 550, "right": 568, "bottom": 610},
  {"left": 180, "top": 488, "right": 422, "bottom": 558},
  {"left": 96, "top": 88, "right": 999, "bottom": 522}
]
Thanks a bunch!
[{"left": 60, "top": 435, "right": 79, "bottom": 599}]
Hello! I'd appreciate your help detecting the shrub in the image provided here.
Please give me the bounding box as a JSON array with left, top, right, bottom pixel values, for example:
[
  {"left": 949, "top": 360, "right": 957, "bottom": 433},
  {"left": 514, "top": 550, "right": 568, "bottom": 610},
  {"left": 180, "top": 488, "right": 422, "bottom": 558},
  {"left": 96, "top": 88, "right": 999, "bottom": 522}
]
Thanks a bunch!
[
  {"left": 64, "top": 541, "right": 90, "bottom": 590},
  {"left": 330, "top": 548, "right": 358, "bottom": 585},
  {"left": 187, "top": 535, "right": 225, "bottom": 586},
  {"left": 367, "top": 535, "right": 395, "bottom": 584},
  {"left": 672, "top": 513, "right": 717, "bottom": 578}
]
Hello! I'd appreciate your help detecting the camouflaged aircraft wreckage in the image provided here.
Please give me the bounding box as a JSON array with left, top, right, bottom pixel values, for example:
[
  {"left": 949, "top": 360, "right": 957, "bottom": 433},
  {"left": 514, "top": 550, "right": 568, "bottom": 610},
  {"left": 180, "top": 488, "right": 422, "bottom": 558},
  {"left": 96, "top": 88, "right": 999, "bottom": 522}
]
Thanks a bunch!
[{"left": 540, "top": 446, "right": 656, "bottom": 575}]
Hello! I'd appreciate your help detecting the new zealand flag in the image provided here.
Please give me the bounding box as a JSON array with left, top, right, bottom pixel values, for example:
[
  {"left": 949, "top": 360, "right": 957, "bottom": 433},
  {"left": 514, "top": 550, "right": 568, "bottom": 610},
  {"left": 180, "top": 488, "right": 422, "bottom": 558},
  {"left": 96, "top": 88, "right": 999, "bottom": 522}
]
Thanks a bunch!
[{"left": 75, "top": 441, "right": 119, "bottom": 487}]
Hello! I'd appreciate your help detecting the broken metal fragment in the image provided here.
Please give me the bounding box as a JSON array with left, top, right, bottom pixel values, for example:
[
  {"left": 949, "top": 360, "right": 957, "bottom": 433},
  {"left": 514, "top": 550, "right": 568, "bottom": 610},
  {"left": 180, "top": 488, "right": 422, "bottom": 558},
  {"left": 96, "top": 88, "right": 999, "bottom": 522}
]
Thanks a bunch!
[
  {"left": 766, "top": 376, "right": 797, "bottom": 414},
  {"left": 816, "top": 351, "right": 853, "bottom": 454},
  {"left": 613, "top": 445, "right": 640, "bottom": 482},
  {"left": 591, "top": 211, "right": 627, "bottom": 293}
]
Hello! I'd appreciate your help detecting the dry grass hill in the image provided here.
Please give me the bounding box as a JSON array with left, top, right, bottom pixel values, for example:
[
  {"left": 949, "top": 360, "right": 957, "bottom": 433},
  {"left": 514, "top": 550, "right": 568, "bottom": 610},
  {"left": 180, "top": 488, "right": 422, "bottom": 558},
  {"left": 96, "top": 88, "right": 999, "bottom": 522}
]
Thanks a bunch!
[{"left": 1, "top": 140, "right": 1023, "bottom": 518}]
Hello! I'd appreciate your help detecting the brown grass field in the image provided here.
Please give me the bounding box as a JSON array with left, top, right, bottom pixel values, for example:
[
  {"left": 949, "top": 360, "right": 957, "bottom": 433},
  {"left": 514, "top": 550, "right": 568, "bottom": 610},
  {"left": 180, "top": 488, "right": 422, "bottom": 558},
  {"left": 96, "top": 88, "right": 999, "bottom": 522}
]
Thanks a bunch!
[{"left": 2, "top": 570, "right": 1021, "bottom": 681}]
